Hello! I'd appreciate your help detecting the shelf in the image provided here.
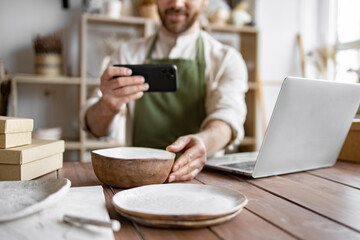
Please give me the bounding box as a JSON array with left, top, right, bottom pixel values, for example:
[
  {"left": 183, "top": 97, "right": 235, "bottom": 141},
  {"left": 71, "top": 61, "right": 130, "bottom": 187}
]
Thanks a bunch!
[
  {"left": 12, "top": 74, "right": 82, "bottom": 85},
  {"left": 12, "top": 74, "right": 102, "bottom": 86},
  {"left": 11, "top": 74, "right": 257, "bottom": 90},
  {"left": 84, "top": 139, "right": 123, "bottom": 149},
  {"left": 84, "top": 14, "right": 154, "bottom": 26},
  {"left": 202, "top": 23, "right": 258, "bottom": 34},
  {"left": 64, "top": 141, "right": 82, "bottom": 150},
  {"left": 65, "top": 139, "right": 123, "bottom": 150},
  {"left": 86, "top": 78, "right": 100, "bottom": 86}
]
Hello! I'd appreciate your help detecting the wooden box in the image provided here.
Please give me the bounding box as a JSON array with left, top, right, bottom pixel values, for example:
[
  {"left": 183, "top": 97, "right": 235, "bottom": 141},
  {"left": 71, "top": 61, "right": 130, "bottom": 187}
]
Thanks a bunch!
[
  {"left": 338, "top": 119, "right": 360, "bottom": 163},
  {"left": 0, "top": 139, "right": 65, "bottom": 180},
  {"left": 0, "top": 116, "right": 33, "bottom": 148}
]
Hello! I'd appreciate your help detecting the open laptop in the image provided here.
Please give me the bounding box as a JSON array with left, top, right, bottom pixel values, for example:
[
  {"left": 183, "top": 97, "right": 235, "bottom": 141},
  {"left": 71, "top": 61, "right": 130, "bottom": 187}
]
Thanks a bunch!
[{"left": 205, "top": 76, "right": 360, "bottom": 178}]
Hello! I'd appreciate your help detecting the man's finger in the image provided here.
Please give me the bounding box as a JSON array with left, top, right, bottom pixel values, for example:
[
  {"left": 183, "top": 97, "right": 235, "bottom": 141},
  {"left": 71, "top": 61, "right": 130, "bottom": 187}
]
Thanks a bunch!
[
  {"left": 166, "top": 136, "right": 190, "bottom": 152},
  {"left": 169, "top": 157, "right": 205, "bottom": 182},
  {"left": 112, "top": 76, "right": 145, "bottom": 89},
  {"left": 101, "top": 66, "right": 132, "bottom": 83},
  {"left": 171, "top": 168, "right": 201, "bottom": 182},
  {"left": 113, "top": 83, "right": 149, "bottom": 96},
  {"left": 171, "top": 147, "right": 199, "bottom": 172}
]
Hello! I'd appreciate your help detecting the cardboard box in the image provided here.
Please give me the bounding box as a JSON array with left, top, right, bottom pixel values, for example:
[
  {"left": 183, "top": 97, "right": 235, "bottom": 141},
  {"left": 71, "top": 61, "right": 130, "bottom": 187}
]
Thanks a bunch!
[
  {"left": 0, "top": 116, "right": 34, "bottom": 149},
  {"left": 0, "top": 139, "right": 64, "bottom": 164},
  {"left": 338, "top": 119, "right": 360, "bottom": 163},
  {"left": 0, "top": 116, "right": 33, "bottom": 133},
  {"left": 0, "top": 153, "right": 63, "bottom": 181},
  {"left": 0, "top": 139, "right": 65, "bottom": 180},
  {"left": 0, "top": 132, "right": 32, "bottom": 149}
]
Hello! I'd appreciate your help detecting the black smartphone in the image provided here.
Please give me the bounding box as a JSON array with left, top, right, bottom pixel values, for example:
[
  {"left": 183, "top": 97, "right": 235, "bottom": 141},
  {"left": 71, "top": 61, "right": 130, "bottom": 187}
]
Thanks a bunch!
[{"left": 114, "top": 64, "right": 178, "bottom": 92}]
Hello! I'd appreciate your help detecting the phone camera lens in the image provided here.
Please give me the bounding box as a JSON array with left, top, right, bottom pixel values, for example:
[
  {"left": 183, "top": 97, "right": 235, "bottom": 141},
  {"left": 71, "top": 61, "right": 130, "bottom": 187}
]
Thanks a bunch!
[{"left": 169, "top": 68, "right": 175, "bottom": 75}]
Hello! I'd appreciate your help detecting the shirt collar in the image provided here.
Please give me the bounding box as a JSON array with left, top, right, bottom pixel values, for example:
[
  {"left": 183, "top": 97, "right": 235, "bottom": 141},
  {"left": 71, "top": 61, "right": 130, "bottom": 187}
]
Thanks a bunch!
[{"left": 158, "top": 27, "right": 201, "bottom": 50}]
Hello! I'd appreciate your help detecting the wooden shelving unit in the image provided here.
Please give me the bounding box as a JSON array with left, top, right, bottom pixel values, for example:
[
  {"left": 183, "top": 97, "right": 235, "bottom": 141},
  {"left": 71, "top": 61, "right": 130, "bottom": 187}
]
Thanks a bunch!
[
  {"left": 78, "top": 14, "right": 156, "bottom": 161},
  {"left": 11, "top": 15, "right": 155, "bottom": 162},
  {"left": 11, "top": 15, "right": 259, "bottom": 161},
  {"left": 10, "top": 74, "right": 123, "bottom": 154}
]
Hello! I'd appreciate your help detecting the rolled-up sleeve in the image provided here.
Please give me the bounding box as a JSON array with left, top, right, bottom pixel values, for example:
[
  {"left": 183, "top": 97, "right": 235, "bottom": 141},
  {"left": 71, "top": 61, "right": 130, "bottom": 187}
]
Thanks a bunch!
[
  {"left": 79, "top": 46, "right": 125, "bottom": 140},
  {"left": 202, "top": 45, "right": 248, "bottom": 150}
]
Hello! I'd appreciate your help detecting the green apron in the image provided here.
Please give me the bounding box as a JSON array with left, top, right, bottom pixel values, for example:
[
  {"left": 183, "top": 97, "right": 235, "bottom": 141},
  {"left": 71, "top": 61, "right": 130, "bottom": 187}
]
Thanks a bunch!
[{"left": 132, "top": 33, "right": 206, "bottom": 149}]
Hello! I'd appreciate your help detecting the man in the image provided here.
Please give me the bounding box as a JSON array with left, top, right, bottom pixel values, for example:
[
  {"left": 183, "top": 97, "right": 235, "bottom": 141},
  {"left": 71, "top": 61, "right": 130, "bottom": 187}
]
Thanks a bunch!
[{"left": 80, "top": 0, "right": 248, "bottom": 183}]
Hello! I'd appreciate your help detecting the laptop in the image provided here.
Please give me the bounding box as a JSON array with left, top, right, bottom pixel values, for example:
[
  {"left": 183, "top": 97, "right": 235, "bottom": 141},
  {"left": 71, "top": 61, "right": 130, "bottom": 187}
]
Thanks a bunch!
[{"left": 205, "top": 76, "right": 360, "bottom": 178}]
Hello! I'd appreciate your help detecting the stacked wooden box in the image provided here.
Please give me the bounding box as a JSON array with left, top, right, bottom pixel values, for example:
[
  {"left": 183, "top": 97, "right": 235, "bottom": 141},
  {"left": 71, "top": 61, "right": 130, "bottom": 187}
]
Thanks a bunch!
[{"left": 0, "top": 116, "right": 64, "bottom": 180}]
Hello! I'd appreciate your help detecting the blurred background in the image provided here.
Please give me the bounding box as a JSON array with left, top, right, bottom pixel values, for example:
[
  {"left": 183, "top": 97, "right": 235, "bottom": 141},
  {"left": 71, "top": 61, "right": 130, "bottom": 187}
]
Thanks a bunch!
[{"left": 0, "top": 0, "right": 359, "bottom": 161}]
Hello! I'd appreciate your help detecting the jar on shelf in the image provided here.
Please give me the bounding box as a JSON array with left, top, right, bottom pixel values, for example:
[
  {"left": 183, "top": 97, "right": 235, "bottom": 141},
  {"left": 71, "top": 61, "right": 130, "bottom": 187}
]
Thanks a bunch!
[{"left": 33, "top": 35, "right": 62, "bottom": 76}]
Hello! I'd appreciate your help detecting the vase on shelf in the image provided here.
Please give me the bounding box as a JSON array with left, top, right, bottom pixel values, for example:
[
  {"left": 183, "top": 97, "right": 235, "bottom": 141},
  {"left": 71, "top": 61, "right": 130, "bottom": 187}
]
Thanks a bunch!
[{"left": 33, "top": 35, "right": 63, "bottom": 76}]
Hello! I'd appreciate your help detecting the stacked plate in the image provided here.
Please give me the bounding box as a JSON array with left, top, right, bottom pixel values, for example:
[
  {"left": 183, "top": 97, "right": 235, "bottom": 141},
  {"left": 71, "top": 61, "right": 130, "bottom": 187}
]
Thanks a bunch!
[
  {"left": 0, "top": 178, "right": 71, "bottom": 222},
  {"left": 112, "top": 183, "right": 248, "bottom": 228}
]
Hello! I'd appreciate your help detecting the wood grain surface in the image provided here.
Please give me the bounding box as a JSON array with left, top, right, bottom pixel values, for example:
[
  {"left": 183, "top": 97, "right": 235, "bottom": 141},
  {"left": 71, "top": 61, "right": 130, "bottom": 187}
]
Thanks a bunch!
[{"left": 40, "top": 161, "right": 360, "bottom": 240}]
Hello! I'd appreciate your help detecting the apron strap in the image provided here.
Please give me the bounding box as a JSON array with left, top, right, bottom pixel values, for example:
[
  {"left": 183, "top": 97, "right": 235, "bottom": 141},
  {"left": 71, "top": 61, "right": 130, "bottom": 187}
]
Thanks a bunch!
[
  {"left": 196, "top": 32, "right": 205, "bottom": 63},
  {"left": 145, "top": 34, "right": 158, "bottom": 61}
]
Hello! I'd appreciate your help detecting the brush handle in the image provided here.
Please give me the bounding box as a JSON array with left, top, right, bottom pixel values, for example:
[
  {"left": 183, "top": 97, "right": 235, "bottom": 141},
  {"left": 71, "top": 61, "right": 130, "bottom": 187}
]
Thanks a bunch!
[{"left": 63, "top": 214, "right": 121, "bottom": 232}]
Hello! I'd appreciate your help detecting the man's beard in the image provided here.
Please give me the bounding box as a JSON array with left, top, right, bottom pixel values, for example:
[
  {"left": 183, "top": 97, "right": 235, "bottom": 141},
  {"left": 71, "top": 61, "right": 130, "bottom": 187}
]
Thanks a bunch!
[{"left": 159, "top": 7, "right": 201, "bottom": 34}]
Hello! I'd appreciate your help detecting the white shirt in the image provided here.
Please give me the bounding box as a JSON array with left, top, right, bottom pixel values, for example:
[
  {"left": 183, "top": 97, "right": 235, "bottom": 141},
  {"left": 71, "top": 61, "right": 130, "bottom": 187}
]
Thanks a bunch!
[{"left": 80, "top": 28, "right": 248, "bottom": 150}]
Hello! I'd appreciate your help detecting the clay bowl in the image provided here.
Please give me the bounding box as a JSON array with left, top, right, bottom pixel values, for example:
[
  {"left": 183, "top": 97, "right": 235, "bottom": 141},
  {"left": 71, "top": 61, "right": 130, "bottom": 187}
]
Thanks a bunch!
[{"left": 91, "top": 147, "right": 175, "bottom": 188}]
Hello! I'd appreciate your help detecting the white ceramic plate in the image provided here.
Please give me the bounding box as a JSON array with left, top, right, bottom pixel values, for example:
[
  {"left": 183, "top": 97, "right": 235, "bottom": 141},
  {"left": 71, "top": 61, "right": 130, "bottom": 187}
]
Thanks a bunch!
[
  {"left": 0, "top": 178, "right": 71, "bottom": 222},
  {"left": 117, "top": 208, "right": 243, "bottom": 228},
  {"left": 112, "top": 183, "right": 248, "bottom": 221}
]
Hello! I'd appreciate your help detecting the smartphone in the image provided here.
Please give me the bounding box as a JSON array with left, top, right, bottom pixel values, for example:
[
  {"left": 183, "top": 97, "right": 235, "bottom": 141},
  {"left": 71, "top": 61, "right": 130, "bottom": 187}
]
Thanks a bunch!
[{"left": 114, "top": 64, "right": 178, "bottom": 92}]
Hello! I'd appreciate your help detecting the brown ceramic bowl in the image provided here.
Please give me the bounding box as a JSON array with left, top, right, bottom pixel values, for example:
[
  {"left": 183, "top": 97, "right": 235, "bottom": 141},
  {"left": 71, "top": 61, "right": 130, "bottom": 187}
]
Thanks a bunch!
[{"left": 91, "top": 147, "right": 175, "bottom": 188}]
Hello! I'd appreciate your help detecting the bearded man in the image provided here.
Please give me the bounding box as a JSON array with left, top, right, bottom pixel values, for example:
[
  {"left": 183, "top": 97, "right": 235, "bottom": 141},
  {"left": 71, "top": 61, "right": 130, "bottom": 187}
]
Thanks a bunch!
[{"left": 80, "top": 0, "right": 248, "bottom": 182}]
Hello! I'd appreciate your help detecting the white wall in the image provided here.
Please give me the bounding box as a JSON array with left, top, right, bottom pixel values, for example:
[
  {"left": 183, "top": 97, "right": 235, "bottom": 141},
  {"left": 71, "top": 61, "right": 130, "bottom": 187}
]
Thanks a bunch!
[
  {"left": 0, "top": 0, "right": 81, "bottom": 141},
  {"left": 0, "top": 0, "right": 81, "bottom": 75}
]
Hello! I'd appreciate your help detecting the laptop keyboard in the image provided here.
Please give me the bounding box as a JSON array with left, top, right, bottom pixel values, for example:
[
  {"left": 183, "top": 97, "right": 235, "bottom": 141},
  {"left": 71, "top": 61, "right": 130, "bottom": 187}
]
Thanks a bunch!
[
  {"left": 206, "top": 152, "right": 258, "bottom": 173},
  {"left": 222, "top": 161, "right": 256, "bottom": 172}
]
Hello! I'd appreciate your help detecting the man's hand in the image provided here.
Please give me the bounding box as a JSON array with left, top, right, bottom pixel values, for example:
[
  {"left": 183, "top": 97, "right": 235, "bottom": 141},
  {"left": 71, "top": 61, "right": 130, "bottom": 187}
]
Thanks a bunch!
[
  {"left": 85, "top": 66, "right": 149, "bottom": 137},
  {"left": 166, "top": 135, "right": 207, "bottom": 182},
  {"left": 166, "top": 120, "right": 233, "bottom": 182},
  {"left": 99, "top": 66, "right": 149, "bottom": 115}
]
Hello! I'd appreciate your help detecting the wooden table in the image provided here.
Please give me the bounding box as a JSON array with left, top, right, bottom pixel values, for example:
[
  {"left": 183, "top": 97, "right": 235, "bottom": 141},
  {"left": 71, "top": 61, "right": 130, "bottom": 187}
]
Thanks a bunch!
[{"left": 46, "top": 161, "right": 360, "bottom": 240}]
